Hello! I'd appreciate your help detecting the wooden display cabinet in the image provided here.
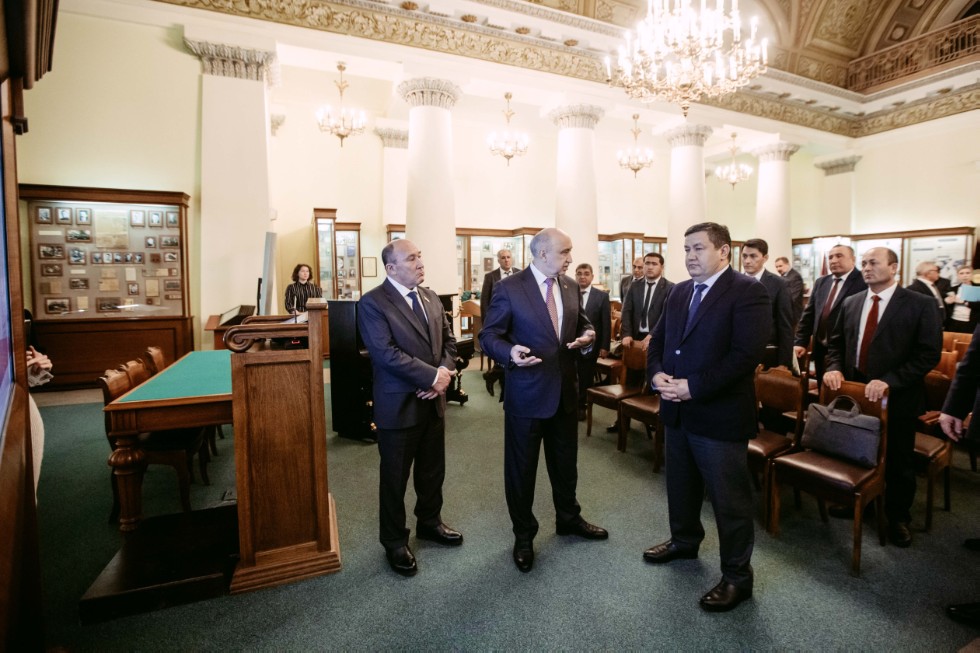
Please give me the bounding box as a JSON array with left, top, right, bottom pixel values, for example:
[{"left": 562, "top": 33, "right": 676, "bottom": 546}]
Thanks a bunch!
[{"left": 312, "top": 209, "right": 361, "bottom": 300}]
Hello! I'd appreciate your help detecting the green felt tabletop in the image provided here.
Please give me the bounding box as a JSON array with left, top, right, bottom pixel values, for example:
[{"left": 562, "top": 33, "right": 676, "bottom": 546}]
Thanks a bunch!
[{"left": 118, "top": 350, "right": 232, "bottom": 403}]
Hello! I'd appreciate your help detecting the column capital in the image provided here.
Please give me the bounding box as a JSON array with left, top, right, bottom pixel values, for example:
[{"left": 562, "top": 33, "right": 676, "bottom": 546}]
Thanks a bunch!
[
  {"left": 375, "top": 127, "right": 409, "bottom": 149},
  {"left": 664, "top": 124, "right": 713, "bottom": 148},
  {"left": 183, "top": 38, "right": 277, "bottom": 82},
  {"left": 752, "top": 142, "right": 801, "bottom": 162},
  {"left": 815, "top": 155, "right": 862, "bottom": 176},
  {"left": 397, "top": 78, "right": 461, "bottom": 110},
  {"left": 548, "top": 105, "right": 604, "bottom": 129}
]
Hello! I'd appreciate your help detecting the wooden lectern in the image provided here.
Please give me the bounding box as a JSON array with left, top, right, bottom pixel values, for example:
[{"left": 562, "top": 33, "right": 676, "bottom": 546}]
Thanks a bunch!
[{"left": 223, "top": 299, "right": 341, "bottom": 592}]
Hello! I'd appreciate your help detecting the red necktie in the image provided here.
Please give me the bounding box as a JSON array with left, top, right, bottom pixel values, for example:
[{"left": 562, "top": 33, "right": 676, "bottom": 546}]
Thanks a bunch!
[
  {"left": 816, "top": 276, "right": 841, "bottom": 342},
  {"left": 857, "top": 294, "right": 880, "bottom": 374},
  {"left": 545, "top": 278, "right": 559, "bottom": 338}
]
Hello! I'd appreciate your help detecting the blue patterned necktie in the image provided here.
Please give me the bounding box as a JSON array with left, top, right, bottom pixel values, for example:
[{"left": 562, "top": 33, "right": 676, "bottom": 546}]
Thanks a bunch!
[
  {"left": 408, "top": 290, "right": 428, "bottom": 330},
  {"left": 684, "top": 283, "right": 707, "bottom": 333}
]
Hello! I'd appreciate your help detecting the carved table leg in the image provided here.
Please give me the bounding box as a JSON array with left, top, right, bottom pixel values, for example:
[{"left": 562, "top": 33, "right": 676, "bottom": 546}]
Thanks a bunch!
[{"left": 108, "top": 434, "right": 146, "bottom": 532}]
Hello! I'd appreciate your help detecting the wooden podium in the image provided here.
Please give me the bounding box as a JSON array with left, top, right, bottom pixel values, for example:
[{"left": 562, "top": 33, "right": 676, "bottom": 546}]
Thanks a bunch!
[{"left": 223, "top": 299, "right": 341, "bottom": 592}]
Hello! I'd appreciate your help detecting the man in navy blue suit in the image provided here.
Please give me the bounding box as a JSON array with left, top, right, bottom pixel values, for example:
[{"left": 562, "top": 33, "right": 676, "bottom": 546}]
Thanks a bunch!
[
  {"left": 480, "top": 228, "right": 607, "bottom": 573},
  {"left": 645, "top": 222, "right": 770, "bottom": 612},
  {"left": 358, "top": 239, "right": 463, "bottom": 577}
]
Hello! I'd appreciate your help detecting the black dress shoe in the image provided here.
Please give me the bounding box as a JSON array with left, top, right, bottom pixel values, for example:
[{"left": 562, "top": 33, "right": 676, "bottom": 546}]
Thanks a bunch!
[
  {"left": 556, "top": 520, "right": 608, "bottom": 540},
  {"left": 643, "top": 540, "right": 698, "bottom": 564},
  {"left": 606, "top": 422, "right": 620, "bottom": 433},
  {"left": 416, "top": 523, "right": 464, "bottom": 546},
  {"left": 946, "top": 601, "right": 980, "bottom": 627},
  {"left": 699, "top": 579, "right": 752, "bottom": 612},
  {"left": 513, "top": 541, "right": 534, "bottom": 573},
  {"left": 888, "top": 521, "right": 913, "bottom": 548},
  {"left": 485, "top": 376, "right": 495, "bottom": 396},
  {"left": 385, "top": 545, "right": 418, "bottom": 577},
  {"left": 964, "top": 538, "right": 980, "bottom": 552}
]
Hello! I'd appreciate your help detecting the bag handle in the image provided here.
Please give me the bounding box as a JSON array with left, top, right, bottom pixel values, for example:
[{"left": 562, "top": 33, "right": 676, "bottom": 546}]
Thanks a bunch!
[{"left": 826, "top": 395, "right": 861, "bottom": 417}]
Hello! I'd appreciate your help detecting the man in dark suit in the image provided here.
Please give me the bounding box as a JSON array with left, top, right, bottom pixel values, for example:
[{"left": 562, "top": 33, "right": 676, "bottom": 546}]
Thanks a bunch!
[
  {"left": 480, "top": 228, "right": 608, "bottom": 573},
  {"left": 824, "top": 247, "right": 942, "bottom": 548},
  {"left": 574, "top": 263, "right": 611, "bottom": 421},
  {"left": 619, "top": 256, "right": 644, "bottom": 300},
  {"left": 939, "top": 323, "right": 980, "bottom": 627},
  {"left": 620, "top": 252, "right": 673, "bottom": 351},
  {"left": 645, "top": 222, "right": 770, "bottom": 613},
  {"left": 774, "top": 255, "right": 805, "bottom": 327},
  {"left": 742, "top": 239, "right": 794, "bottom": 369},
  {"left": 481, "top": 249, "right": 520, "bottom": 397},
  {"left": 906, "top": 260, "right": 949, "bottom": 321},
  {"left": 358, "top": 239, "right": 463, "bottom": 577},
  {"left": 793, "top": 244, "right": 866, "bottom": 386}
]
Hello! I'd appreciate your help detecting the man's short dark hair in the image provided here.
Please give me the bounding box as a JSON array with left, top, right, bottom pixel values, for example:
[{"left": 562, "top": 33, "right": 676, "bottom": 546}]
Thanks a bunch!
[
  {"left": 684, "top": 222, "right": 732, "bottom": 254},
  {"left": 830, "top": 244, "right": 855, "bottom": 257},
  {"left": 575, "top": 263, "right": 593, "bottom": 273},
  {"left": 885, "top": 248, "right": 899, "bottom": 266},
  {"left": 743, "top": 238, "right": 769, "bottom": 256},
  {"left": 775, "top": 256, "right": 790, "bottom": 265},
  {"left": 644, "top": 252, "right": 664, "bottom": 265}
]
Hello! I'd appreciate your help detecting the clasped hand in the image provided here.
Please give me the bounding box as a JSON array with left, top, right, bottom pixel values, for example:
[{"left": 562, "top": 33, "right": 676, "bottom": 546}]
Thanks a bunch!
[
  {"left": 653, "top": 372, "right": 690, "bottom": 402},
  {"left": 822, "top": 371, "right": 888, "bottom": 402},
  {"left": 416, "top": 366, "right": 454, "bottom": 400}
]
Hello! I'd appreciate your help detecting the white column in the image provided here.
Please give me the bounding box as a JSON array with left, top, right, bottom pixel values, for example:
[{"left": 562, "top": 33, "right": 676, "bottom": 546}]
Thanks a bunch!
[
  {"left": 752, "top": 142, "right": 800, "bottom": 266},
  {"left": 374, "top": 127, "right": 408, "bottom": 228},
  {"left": 397, "top": 78, "right": 460, "bottom": 296},
  {"left": 815, "top": 155, "right": 862, "bottom": 235},
  {"left": 549, "top": 105, "right": 603, "bottom": 276},
  {"left": 664, "top": 124, "right": 713, "bottom": 281},
  {"left": 185, "top": 38, "right": 275, "bottom": 334}
]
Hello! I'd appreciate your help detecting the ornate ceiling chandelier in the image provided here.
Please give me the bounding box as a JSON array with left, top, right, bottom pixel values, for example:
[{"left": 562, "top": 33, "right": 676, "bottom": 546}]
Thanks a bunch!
[
  {"left": 606, "top": 0, "right": 768, "bottom": 117},
  {"left": 618, "top": 114, "right": 654, "bottom": 178},
  {"left": 487, "top": 92, "right": 529, "bottom": 166},
  {"left": 315, "top": 62, "right": 366, "bottom": 147},
  {"left": 714, "top": 132, "right": 753, "bottom": 188}
]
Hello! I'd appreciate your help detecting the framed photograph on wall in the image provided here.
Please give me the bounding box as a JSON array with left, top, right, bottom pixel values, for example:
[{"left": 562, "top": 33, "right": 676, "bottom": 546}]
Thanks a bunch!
[
  {"left": 361, "top": 257, "right": 377, "bottom": 278},
  {"left": 166, "top": 211, "right": 179, "bottom": 227},
  {"left": 45, "top": 298, "right": 70, "bottom": 314},
  {"left": 127, "top": 283, "right": 139, "bottom": 295},
  {"left": 68, "top": 248, "right": 86, "bottom": 265},
  {"left": 163, "top": 252, "right": 178, "bottom": 263},
  {"left": 145, "top": 236, "right": 156, "bottom": 248},
  {"left": 36, "top": 206, "right": 52, "bottom": 224},
  {"left": 66, "top": 229, "right": 92, "bottom": 242},
  {"left": 39, "top": 244, "right": 65, "bottom": 259},
  {"left": 130, "top": 210, "right": 146, "bottom": 227},
  {"left": 40, "top": 264, "right": 63, "bottom": 276},
  {"left": 163, "top": 279, "right": 181, "bottom": 292},
  {"left": 56, "top": 208, "right": 73, "bottom": 224},
  {"left": 148, "top": 211, "right": 163, "bottom": 227},
  {"left": 75, "top": 208, "right": 92, "bottom": 224},
  {"left": 160, "top": 236, "right": 179, "bottom": 248},
  {"left": 69, "top": 278, "right": 90, "bottom": 290},
  {"left": 97, "top": 297, "right": 121, "bottom": 312}
]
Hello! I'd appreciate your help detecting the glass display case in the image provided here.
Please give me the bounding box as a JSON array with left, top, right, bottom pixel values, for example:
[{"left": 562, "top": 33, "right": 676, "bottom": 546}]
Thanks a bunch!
[
  {"left": 598, "top": 233, "right": 643, "bottom": 298},
  {"left": 313, "top": 209, "right": 361, "bottom": 300}
]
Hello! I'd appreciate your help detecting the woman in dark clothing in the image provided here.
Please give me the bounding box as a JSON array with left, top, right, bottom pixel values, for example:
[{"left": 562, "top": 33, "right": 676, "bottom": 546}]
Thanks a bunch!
[{"left": 284, "top": 263, "right": 323, "bottom": 315}]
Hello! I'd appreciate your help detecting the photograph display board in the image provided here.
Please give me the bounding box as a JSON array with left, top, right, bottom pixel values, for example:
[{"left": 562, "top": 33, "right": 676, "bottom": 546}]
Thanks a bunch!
[{"left": 28, "top": 198, "right": 187, "bottom": 319}]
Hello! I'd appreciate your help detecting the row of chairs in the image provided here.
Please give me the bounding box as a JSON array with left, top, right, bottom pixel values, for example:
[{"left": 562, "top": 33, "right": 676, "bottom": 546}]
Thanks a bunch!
[{"left": 98, "top": 347, "right": 214, "bottom": 522}]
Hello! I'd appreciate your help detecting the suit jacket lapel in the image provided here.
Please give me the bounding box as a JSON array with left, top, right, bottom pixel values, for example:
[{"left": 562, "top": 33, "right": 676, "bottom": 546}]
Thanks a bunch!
[
  {"left": 382, "top": 279, "right": 429, "bottom": 342},
  {"left": 419, "top": 287, "right": 440, "bottom": 348},
  {"left": 681, "top": 268, "right": 732, "bottom": 341},
  {"left": 559, "top": 276, "right": 578, "bottom": 343},
  {"left": 519, "top": 269, "right": 558, "bottom": 341},
  {"left": 872, "top": 286, "right": 904, "bottom": 345}
]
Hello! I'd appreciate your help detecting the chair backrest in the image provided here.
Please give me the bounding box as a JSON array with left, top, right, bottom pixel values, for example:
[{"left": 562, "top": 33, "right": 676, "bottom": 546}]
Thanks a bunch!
[
  {"left": 818, "top": 380, "right": 889, "bottom": 467},
  {"left": 942, "top": 330, "right": 959, "bottom": 353},
  {"left": 143, "top": 346, "right": 168, "bottom": 375},
  {"left": 611, "top": 316, "right": 622, "bottom": 341},
  {"left": 933, "top": 350, "right": 958, "bottom": 378},
  {"left": 118, "top": 358, "right": 151, "bottom": 386},
  {"left": 98, "top": 368, "right": 133, "bottom": 437},
  {"left": 923, "top": 370, "right": 952, "bottom": 412},
  {"left": 953, "top": 340, "right": 969, "bottom": 362},
  {"left": 755, "top": 365, "right": 807, "bottom": 438}
]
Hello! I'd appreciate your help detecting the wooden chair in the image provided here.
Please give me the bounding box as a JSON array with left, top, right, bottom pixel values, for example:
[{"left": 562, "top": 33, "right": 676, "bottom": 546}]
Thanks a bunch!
[
  {"left": 143, "top": 345, "right": 168, "bottom": 374},
  {"left": 99, "top": 368, "right": 210, "bottom": 522},
  {"left": 118, "top": 358, "right": 151, "bottom": 386},
  {"left": 913, "top": 432, "right": 952, "bottom": 531},
  {"left": 942, "top": 330, "right": 959, "bottom": 353},
  {"left": 586, "top": 343, "right": 646, "bottom": 439},
  {"left": 769, "top": 381, "right": 888, "bottom": 576},
  {"left": 460, "top": 299, "right": 485, "bottom": 370},
  {"left": 750, "top": 366, "right": 806, "bottom": 528},
  {"left": 932, "top": 351, "right": 959, "bottom": 378},
  {"left": 618, "top": 388, "right": 664, "bottom": 470},
  {"left": 953, "top": 339, "right": 969, "bottom": 362}
]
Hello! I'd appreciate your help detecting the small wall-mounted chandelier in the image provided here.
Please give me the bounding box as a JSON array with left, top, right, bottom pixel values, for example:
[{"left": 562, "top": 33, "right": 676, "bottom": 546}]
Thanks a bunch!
[
  {"left": 487, "top": 92, "right": 529, "bottom": 166},
  {"left": 714, "top": 132, "right": 753, "bottom": 189},
  {"left": 316, "top": 62, "right": 366, "bottom": 147},
  {"left": 617, "top": 114, "right": 654, "bottom": 178}
]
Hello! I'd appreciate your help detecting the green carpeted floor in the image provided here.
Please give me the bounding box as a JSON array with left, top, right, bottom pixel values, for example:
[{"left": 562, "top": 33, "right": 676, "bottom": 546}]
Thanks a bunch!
[{"left": 36, "top": 368, "right": 980, "bottom": 650}]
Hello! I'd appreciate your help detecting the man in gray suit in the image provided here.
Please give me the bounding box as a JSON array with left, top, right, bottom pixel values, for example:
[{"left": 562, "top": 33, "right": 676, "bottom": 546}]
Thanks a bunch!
[
  {"left": 481, "top": 249, "right": 520, "bottom": 397},
  {"left": 358, "top": 239, "right": 463, "bottom": 577}
]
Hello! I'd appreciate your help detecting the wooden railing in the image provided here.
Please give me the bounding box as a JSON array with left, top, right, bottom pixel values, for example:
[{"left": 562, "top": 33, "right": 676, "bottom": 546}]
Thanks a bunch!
[{"left": 846, "top": 16, "right": 979, "bottom": 92}]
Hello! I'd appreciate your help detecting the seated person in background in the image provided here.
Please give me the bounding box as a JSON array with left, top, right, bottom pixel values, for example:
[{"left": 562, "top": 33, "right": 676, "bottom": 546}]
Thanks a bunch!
[
  {"left": 27, "top": 346, "right": 53, "bottom": 500},
  {"left": 945, "top": 265, "right": 977, "bottom": 333},
  {"left": 27, "top": 345, "right": 53, "bottom": 388},
  {"left": 284, "top": 263, "right": 323, "bottom": 315}
]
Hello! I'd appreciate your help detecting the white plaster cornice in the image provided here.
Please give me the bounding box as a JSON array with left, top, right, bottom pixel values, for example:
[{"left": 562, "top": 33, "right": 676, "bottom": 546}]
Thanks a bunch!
[
  {"left": 397, "top": 78, "right": 461, "bottom": 110},
  {"left": 375, "top": 127, "right": 409, "bottom": 149},
  {"left": 752, "top": 142, "right": 801, "bottom": 162},
  {"left": 183, "top": 37, "right": 277, "bottom": 82},
  {"left": 548, "top": 105, "right": 603, "bottom": 129},
  {"left": 815, "top": 155, "right": 862, "bottom": 176},
  {"left": 664, "top": 124, "right": 713, "bottom": 148}
]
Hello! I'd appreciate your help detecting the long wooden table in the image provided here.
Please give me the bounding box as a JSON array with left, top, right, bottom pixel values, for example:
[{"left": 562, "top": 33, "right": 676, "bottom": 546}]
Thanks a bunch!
[{"left": 104, "top": 349, "right": 233, "bottom": 532}]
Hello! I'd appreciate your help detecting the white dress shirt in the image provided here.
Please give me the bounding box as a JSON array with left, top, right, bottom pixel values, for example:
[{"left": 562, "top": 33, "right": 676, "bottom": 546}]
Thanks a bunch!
[
  {"left": 530, "top": 262, "right": 564, "bottom": 334},
  {"left": 855, "top": 282, "right": 897, "bottom": 363}
]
